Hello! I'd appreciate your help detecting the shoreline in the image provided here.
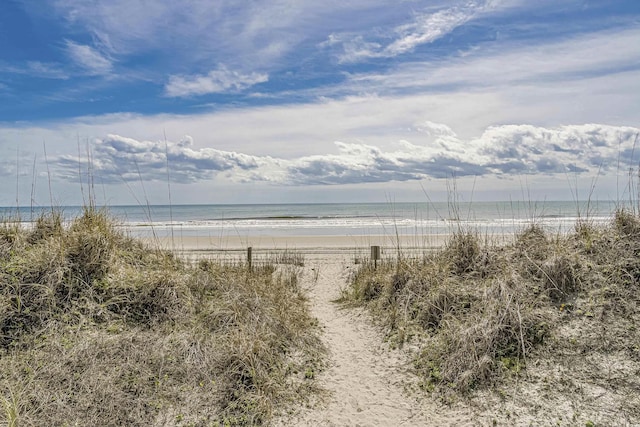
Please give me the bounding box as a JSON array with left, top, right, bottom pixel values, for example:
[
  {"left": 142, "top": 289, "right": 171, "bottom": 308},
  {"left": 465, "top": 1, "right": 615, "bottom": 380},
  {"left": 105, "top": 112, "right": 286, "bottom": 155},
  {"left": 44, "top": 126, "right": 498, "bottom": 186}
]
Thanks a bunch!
[{"left": 141, "top": 232, "right": 516, "bottom": 259}]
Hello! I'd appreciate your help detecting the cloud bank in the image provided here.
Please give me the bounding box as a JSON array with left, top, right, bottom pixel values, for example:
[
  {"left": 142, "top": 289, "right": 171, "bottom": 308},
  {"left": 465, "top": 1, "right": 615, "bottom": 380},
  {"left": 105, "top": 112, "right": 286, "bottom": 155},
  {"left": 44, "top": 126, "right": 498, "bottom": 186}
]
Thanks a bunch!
[
  {"left": 58, "top": 134, "right": 264, "bottom": 184},
  {"left": 57, "top": 124, "right": 640, "bottom": 187}
]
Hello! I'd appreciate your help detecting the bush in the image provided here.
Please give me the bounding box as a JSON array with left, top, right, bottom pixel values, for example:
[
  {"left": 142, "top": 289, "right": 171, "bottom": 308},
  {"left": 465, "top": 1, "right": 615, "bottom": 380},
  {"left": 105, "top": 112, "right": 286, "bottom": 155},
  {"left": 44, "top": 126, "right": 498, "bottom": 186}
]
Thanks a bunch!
[
  {"left": 0, "top": 209, "right": 325, "bottom": 426},
  {"left": 343, "top": 211, "right": 640, "bottom": 398}
]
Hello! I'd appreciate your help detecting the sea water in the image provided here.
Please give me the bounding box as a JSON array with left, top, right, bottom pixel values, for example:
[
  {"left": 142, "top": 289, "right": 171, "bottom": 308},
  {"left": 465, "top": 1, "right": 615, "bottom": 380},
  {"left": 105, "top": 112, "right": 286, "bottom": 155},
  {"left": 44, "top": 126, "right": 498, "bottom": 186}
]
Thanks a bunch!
[{"left": 0, "top": 200, "right": 623, "bottom": 239}]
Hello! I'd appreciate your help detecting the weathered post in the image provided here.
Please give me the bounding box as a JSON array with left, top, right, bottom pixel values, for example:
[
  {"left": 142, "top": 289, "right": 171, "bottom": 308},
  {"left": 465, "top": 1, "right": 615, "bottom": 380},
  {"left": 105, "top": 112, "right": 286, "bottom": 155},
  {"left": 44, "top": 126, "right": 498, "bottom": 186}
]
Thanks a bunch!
[
  {"left": 247, "top": 247, "right": 253, "bottom": 270},
  {"left": 371, "top": 245, "right": 381, "bottom": 269}
]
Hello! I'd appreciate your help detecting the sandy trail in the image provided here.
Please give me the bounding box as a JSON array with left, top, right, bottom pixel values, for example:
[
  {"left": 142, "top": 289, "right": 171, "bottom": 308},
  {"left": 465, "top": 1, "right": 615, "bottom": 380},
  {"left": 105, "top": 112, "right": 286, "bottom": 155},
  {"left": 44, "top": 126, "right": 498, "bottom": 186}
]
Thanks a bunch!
[
  {"left": 276, "top": 253, "right": 436, "bottom": 426},
  {"left": 177, "top": 242, "right": 478, "bottom": 426}
]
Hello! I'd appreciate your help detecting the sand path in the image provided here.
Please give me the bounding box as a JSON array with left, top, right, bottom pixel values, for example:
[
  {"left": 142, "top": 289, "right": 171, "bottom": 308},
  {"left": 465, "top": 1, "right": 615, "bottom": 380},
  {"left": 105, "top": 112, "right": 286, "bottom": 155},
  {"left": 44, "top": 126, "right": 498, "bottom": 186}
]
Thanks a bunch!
[{"left": 276, "top": 253, "right": 435, "bottom": 426}]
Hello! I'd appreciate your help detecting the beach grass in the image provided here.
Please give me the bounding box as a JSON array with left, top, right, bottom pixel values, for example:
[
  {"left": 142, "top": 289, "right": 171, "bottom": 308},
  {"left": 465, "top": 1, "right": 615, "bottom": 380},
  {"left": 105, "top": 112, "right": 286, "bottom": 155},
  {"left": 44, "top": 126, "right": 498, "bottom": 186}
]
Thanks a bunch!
[
  {"left": 342, "top": 208, "right": 640, "bottom": 420},
  {"left": 0, "top": 207, "right": 325, "bottom": 426}
]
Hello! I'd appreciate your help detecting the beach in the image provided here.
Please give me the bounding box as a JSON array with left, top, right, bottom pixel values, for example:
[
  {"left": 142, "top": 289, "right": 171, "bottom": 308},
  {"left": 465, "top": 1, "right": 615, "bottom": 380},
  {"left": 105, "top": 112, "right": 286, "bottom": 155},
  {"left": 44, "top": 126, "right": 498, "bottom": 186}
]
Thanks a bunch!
[
  {"left": 3, "top": 204, "right": 638, "bottom": 425},
  {"left": 149, "top": 231, "right": 496, "bottom": 426},
  {"left": 144, "top": 232, "right": 449, "bottom": 425},
  {"left": 156, "top": 223, "right": 640, "bottom": 426},
  {"left": 272, "top": 249, "right": 454, "bottom": 427},
  {"left": 6, "top": 2, "right": 639, "bottom": 423},
  {"left": 148, "top": 233, "right": 453, "bottom": 255}
]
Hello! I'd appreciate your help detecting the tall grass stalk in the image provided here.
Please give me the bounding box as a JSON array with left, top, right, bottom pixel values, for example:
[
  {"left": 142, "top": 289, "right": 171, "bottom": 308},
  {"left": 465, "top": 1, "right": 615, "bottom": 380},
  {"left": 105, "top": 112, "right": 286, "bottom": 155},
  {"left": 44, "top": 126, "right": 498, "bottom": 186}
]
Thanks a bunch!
[
  {"left": 164, "top": 130, "right": 176, "bottom": 250},
  {"left": 0, "top": 389, "right": 21, "bottom": 427}
]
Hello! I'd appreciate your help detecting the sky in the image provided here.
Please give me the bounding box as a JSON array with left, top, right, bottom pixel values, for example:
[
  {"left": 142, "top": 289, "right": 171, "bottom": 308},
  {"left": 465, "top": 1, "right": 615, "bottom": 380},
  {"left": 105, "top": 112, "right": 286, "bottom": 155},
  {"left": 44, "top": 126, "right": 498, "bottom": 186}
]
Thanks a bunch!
[{"left": 1, "top": 0, "right": 639, "bottom": 206}]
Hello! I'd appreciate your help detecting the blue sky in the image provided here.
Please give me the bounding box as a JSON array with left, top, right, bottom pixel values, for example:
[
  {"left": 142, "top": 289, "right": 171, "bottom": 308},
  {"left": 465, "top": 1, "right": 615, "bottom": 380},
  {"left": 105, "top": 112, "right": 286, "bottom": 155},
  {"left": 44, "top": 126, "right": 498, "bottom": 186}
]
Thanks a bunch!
[{"left": 0, "top": 0, "right": 639, "bottom": 205}]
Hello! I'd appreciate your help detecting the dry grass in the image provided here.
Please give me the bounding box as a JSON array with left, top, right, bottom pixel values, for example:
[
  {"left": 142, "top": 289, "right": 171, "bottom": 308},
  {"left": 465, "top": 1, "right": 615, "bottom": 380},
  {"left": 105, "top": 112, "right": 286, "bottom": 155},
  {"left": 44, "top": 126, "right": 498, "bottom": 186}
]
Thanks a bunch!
[
  {"left": 266, "top": 249, "right": 305, "bottom": 267},
  {"left": 0, "top": 208, "right": 325, "bottom": 426},
  {"left": 343, "top": 210, "right": 640, "bottom": 424}
]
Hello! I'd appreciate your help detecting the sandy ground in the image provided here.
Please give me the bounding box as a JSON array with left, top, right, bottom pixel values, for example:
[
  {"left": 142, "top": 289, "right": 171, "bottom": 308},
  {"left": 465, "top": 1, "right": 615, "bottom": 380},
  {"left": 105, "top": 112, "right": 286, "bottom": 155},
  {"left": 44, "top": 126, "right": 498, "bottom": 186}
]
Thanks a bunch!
[
  {"left": 280, "top": 251, "right": 485, "bottom": 426},
  {"left": 143, "top": 233, "right": 454, "bottom": 253},
  {"left": 163, "top": 235, "right": 488, "bottom": 426},
  {"left": 165, "top": 232, "right": 484, "bottom": 426},
  {"left": 164, "top": 234, "right": 639, "bottom": 426},
  {"left": 275, "top": 252, "right": 434, "bottom": 426}
]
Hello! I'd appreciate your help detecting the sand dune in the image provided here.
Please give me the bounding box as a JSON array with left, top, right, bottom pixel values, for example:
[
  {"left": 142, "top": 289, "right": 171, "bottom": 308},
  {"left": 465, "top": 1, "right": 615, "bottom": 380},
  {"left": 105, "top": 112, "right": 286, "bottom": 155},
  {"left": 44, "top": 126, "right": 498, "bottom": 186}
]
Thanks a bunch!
[{"left": 158, "top": 235, "right": 626, "bottom": 426}]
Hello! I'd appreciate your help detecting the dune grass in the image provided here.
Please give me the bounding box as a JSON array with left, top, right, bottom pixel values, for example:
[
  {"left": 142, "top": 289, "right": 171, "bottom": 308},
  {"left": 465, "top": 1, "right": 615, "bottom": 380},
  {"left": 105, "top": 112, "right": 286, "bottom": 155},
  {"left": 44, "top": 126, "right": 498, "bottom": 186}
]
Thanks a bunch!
[
  {"left": 342, "top": 209, "right": 640, "bottom": 422},
  {"left": 0, "top": 208, "right": 325, "bottom": 426}
]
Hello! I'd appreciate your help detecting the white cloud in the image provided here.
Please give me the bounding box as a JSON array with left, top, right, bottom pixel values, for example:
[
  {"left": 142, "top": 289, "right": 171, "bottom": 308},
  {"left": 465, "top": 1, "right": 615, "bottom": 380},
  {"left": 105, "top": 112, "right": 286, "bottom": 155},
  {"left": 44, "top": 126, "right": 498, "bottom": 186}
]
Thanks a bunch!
[
  {"left": 42, "top": 0, "right": 515, "bottom": 77},
  {"left": 0, "top": 61, "right": 69, "bottom": 80},
  {"left": 331, "top": 1, "right": 497, "bottom": 62},
  {"left": 345, "top": 26, "right": 640, "bottom": 92},
  {"left": 472, "top": 124, "right": 640, "bottom": 174},
  {"left": 65, "top": 40, "right": 113, "bottom": 75},
  {"left": 26, "top": 61, "right": 69, "bottom": 79},
  {"left": 54, "top": 124, "right": 640, "bottom": 188},
  {"left": 2, "top": 100, "right": 639, "bottom": 204},
  {"left": 47, "top": 0, "right": 377, "bottom": 72},
  {"left": 276, "top": 124, "right": 639, "bottom": 185},
  {"left": 386, "top": 5, "right": 476, "bottom": 55},
  {"left": 57, "top": 134, "right": 265, "bottom": 183},
  {"left": 415, "top": 121, "right": 458, "bottom": 139},
  {"left": 164, "top": 66, "right": 269, "bottom": 97},
  {"left": 53, "top": 0, "right": 177, "bottom": 54}
]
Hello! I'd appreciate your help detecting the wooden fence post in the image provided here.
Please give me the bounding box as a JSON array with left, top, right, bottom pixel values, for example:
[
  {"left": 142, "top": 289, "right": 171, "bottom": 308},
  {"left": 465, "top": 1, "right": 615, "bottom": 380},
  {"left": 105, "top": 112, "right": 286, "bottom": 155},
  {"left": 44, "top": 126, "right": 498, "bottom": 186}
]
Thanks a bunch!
[
  {"left": 247, "top": 247, "right": 253, "bottom": 270},
  {"left": 371, "top": 245, "right": 380, "bottom": 269}
]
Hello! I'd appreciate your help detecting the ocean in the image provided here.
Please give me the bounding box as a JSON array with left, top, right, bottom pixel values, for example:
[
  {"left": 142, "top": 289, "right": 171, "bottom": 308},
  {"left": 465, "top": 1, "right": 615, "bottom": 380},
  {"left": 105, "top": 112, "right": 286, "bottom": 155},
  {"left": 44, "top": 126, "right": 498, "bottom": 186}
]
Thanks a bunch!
[{"left": 0, "top": 200, "right": 624, "bottom": 239}]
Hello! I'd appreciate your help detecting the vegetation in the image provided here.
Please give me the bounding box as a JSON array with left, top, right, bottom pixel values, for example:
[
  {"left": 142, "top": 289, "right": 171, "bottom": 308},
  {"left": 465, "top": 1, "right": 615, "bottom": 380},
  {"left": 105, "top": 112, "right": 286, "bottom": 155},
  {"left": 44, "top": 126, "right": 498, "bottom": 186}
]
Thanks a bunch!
[
  {"left": 0, "top": 208, "right": 325, "bottom": 426},
  {"left": 343, "top": 210, "right": 640, "bottom": 421}
]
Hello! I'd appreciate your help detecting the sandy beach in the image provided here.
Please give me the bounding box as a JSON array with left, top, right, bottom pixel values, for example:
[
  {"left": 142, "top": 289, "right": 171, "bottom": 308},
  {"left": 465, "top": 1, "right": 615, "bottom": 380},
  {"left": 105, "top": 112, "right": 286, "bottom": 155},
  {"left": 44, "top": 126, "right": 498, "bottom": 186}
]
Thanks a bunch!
[
  {"left": 144, "top": 234, "right": 455, "bottom": 266},
  {"left": 151, "top": 232, "right": 489, "bottom": 426},
  {"left": 6, "top": 207, "right": 637, "bottom": 426},
  {"left": 133, "top": 228, "right": 640, "bottom": 426},
  {"left": 146, "top": 233, "right": 452, "bottom": 251},
  {"left": 146, "top": 232, "right": 514, "bottom": 262}
]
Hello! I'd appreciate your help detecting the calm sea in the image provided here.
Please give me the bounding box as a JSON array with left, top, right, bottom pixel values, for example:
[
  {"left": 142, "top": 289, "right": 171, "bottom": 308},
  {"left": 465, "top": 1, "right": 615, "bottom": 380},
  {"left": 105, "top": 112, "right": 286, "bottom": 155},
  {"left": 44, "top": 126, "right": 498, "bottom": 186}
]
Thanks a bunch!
[{"left": 0, "top": 200, "right": 624, "bottom": 238}]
